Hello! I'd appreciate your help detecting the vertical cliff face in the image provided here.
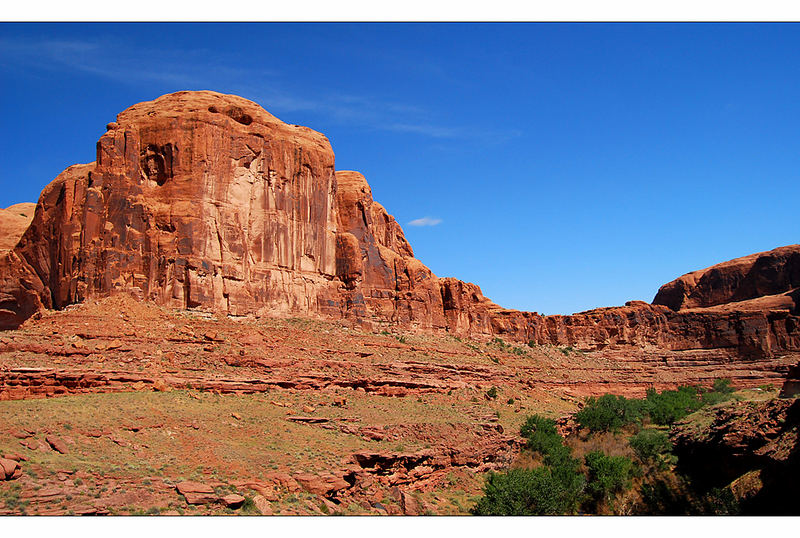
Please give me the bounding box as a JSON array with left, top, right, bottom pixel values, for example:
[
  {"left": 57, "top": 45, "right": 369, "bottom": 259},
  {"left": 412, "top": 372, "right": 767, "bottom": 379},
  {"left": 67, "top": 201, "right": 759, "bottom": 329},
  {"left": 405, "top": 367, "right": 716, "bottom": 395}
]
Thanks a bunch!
[
  {"left": 334, "top": 170, "right": 449, "bottom": 329},
  {"left": 1, "top": 91, "right": 343, "bottom": 325}
]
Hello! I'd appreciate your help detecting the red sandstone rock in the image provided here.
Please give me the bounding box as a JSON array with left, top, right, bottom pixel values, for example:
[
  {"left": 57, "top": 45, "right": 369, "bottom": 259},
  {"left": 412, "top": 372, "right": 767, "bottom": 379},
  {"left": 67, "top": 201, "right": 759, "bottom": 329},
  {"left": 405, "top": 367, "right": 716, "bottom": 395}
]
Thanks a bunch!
[
  {"left": 293, "top": 472, "right": 350, "bottom": 496},
  {"left": 0, "top": 203, "right": 36, "bottom": 253},
  {"left": 220, "top": 493, "right": 245, "bottom": 508},
  {"left": 252, "top": 494, "right": 273, "bottom": 514},
  {"left": 0, "top": 90, "right": 797, "bottom": 377},
  {"left": 175, "top": 481, "right": 217, "bottom": 505},
  {"left": 45, "top": 436, "right": 68, "bottom": 454},
  {"left": 653, "top": 245, "right": 800, "bottom": 311},
  {"left": 399, "top": 490, "right": 423, "bottom": 515},
  {"left": 0, "top": 457, "right": 20, "bottom": 479}
]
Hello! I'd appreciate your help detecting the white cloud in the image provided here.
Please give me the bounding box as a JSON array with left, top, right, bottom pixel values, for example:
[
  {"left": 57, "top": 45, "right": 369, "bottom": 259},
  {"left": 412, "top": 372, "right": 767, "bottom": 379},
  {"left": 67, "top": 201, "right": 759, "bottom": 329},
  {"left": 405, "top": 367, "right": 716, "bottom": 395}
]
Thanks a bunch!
[{"left": 408, "top": 216, "right": 442, "bottom": 227}]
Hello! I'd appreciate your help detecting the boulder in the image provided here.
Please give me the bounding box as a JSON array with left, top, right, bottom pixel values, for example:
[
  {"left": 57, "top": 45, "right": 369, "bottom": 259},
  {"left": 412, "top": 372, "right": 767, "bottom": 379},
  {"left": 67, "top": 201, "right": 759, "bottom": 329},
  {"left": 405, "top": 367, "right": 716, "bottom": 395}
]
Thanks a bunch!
[
  {"left": 0, "top": 457, "right": 20, "bottom": 480},
  {"left": 252, "top": 494, "right": 273, "bottom": 515},
  {"left": 175, "top": 481, "right": 218, "bottom": 505},
  {"left": 221, "top": 493, "right": 245, "bottom": 509},
  {"left": 46, "top": 436, "right": 68, "bottom": 454},
  {"left": 293, "top": 472, "right": 350, "bottom": 496}
]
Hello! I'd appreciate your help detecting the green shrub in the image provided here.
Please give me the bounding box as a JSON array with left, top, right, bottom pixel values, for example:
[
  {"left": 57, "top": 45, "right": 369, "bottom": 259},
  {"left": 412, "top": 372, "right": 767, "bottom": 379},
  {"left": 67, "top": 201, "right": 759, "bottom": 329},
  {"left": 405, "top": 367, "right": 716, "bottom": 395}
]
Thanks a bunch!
[
  {"left": 520, "top": 414, "right": 582, "bottom": 474},
  {"left": 702, "top": 487, "right": 740, "bottom": 515},
  {"left": 520, "top": 415, "right": 561, "bottom": 455},
  {"left": 584, "top": 451, "right": 635, "bottom": 504},
  {"left": 629, "top": 429, "right": 672, "bottom": 466},
  {"left": 712, "top": 378, "right": 734, "bottom": 394},
  {"left": 471, "top": 466, "right": 584, "bottom": 515},
  {"left": 575, "top": 394, "right": 646, "bottom": 432},
  {"left": 485, "top": 386, "right": 498, "bottom": 400},
  {"left": 645, "top": 385, "right": 704, "bottom": 425}
]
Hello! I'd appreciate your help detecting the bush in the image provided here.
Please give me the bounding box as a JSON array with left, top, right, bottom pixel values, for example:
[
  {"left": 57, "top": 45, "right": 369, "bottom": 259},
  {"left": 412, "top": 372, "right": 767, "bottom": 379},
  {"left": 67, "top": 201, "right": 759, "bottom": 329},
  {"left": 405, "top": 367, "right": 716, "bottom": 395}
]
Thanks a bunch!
[
  {"left": 700, "top": 378, "right": 736, "bottom": 406},
  {"left": 645, "top": 385, "right": 704, "bottom": 425},
  {"left": 629, "top": 429, "right": 672, "bottom": 466},
  {"left": 575, "top": 394, "right": 646, "bottom": 432},
  {"left": 702, "top": 487, "right": 740, "bottom": 515},
  {"left": 471, "top": 466, "right": 584, "bottom": 515},
  {"left": 520, "top": 415, "right": 565, "bottom": 461},
  {"left": 712, "top": 378, "right": 735, "bottom": 394},
  {"left": 584, "top": 451, "right": 635, "bottom": 504}
]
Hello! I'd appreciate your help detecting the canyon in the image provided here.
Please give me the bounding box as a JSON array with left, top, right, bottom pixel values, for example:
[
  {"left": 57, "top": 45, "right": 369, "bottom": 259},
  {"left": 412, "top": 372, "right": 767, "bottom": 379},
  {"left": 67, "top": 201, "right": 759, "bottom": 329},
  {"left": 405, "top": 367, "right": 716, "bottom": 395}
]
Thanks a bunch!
[
  {"left": 0, "top": 91, "right": 797, "bottom": 382},
  {"left": 0, "top": 91, "right": 798, "bottom": 515}
]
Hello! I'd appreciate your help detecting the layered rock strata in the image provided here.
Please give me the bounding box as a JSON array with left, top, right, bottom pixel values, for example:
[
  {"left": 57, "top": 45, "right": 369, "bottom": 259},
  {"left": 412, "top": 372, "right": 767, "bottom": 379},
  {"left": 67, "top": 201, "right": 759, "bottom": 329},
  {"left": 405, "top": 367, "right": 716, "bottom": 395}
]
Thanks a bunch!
[{"left": 0, "top": 91, "right": 798, "bottom": 376}]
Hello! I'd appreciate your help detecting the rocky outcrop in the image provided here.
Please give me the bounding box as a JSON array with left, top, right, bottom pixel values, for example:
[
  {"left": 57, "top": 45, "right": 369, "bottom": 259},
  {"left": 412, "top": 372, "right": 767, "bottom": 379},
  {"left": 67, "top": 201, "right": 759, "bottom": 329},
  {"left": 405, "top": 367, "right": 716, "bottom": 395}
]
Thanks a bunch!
[
  {"left": 670, "top": 398, "right": 800, "bottom": 514},
  {"left": 0, "top": 203, "right": 36, "bottom": 253},
  {"left": 653, "top": 245, "right": 800, "bottom": 312},
  {"left": 1, "top": 91, "right": 341, "bottom": 329},
  {"left": 0, "top": 91, "right": 798, "bottom": 380}
]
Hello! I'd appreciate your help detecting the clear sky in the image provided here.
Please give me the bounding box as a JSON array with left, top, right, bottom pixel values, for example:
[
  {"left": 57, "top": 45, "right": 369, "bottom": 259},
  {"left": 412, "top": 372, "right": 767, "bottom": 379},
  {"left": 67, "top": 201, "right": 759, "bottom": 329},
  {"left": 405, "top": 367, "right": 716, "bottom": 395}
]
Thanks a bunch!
[{"left": 1, "top": 23, "right": 798, "bottom": 315}]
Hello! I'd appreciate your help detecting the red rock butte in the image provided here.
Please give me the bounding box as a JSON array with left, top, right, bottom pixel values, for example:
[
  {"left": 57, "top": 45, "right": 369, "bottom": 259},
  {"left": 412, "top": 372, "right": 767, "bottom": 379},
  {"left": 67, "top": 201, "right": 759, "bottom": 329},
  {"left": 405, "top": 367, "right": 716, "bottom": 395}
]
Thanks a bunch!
[{"left": 0, "top": 90, "right": 798, "bottom": 379}]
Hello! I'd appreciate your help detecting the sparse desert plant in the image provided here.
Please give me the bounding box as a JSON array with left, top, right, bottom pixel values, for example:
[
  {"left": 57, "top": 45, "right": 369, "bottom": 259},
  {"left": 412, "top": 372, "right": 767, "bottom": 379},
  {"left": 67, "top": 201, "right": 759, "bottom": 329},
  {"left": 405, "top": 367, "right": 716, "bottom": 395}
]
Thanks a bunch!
[
  {"left": 712, "top": 378, "right": 735, "bottom": 394},
  {"left": 485, "top": 386, "right": 499, "bottom": 400}
]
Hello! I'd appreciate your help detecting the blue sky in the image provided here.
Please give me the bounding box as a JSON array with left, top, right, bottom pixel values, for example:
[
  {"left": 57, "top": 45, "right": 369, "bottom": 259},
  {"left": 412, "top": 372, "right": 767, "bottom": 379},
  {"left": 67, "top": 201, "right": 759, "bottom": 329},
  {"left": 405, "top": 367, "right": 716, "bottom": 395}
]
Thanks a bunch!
[{"left": 1, "top": 23, "right": 798, "bottom": 315}]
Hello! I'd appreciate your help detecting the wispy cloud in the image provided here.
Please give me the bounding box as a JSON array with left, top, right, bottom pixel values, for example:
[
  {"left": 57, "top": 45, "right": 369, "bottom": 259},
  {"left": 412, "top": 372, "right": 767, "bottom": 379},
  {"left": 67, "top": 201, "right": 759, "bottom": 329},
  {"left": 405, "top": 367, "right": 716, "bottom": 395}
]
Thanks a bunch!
[
  {"left": 0, "top": 36, "right": 520, "bottom": 144},
  {"left": 386, "top": 123, "right": 462, "bottom": 139},
  {"left": 408, "top": 217, "right": 442, "bottom": 227}
]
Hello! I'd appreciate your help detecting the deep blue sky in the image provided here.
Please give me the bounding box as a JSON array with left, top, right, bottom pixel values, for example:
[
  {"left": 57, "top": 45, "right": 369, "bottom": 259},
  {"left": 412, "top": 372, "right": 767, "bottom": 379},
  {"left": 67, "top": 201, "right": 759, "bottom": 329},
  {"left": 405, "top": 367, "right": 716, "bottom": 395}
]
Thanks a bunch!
[{"left": 1, "top": 23, "right": 798, "bottom": 314}]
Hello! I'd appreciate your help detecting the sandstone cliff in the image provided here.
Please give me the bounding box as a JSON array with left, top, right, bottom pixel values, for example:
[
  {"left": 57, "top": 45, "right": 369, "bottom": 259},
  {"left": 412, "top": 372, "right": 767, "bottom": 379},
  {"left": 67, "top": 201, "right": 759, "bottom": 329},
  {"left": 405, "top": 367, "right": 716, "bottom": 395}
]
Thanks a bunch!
[
  {"left": 0, "top": 203, "right": 35, "bottom": 253},
  {"left": 0, "top": 91, "right": 798, "bottom": 377},
  {"left": 653, "top": 245, "right": 800, "bottom": 312}
]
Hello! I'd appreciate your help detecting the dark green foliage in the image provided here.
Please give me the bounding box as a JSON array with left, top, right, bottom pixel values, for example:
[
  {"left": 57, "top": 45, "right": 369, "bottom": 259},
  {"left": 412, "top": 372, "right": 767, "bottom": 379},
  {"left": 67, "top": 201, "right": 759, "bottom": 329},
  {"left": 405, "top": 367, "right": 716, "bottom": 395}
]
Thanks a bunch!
[
  {"left": 485, "top": 386, "right": 498, "bottom": 400},
  {"left": 701, "top": 378, "right": 736, "bottom": 406},
  {"left": 629, "top": 429, "right": 672, "bottom": 467},
  {"left": 640, "top": 478, "right": 694, "bottom": 515},
  {"left": 575, "top": 394, "right": 646, "bottom": 432},
  {"left": 471, "top": 467, "right": 584, "bottom": 515},
  {"left": 584, "top": 451, "right": 635, "bottom": 504},
  {"left": 472, "top": 414, "right": 586, "bottom": 515},
  {"left": 520, "top": 414, "right": 563, "bottom": 460},
  {"left": 645, "top": 385, "right": 704, "bottom": 425},
  {"left": 702, "top": 487, "right": 740, "bottom": 515},
  {"left": 712, "top": 378, "right": 735, "bottom": 394}
]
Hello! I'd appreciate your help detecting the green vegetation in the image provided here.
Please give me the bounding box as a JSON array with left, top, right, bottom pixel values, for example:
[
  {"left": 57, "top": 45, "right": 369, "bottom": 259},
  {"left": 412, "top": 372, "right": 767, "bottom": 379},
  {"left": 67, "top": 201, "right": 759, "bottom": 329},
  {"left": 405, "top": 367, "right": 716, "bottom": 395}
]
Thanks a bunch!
[
  {"left": 629, "top": 429, "right": 672, "bottom": 469},
  {"left": 489, "top": 337, "right": 528, "bottom": 356},
  {"left": 473, "top": 377, "right": 750, "bottom": 516},
  {"left": 645, "top": 385, "right": 704, "bottom": 425},
  {"left": 576, "top": 379, "right": 738, "bottom": 432},
  {"left": 485, "top": 386, "right": 499, "bottom": 400},
  {"left": 472, "top": 467, "right": 583, "bottom": 515},
  {"left": 575, "top": 394, "right": 646, "bottom": 432},
  {"left": 584, "top": 451, "right": 635, "bottom": 507}
]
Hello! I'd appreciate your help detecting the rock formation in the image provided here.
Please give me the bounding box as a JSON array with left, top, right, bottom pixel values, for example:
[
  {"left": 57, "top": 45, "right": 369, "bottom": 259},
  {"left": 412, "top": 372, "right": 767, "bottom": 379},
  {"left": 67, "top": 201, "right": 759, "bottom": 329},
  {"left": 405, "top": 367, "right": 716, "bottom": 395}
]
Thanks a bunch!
[
  {"left": 0, "top": 90, "right": 798, "bottom": 381},
  {"left": 0, "top": 203, "right": 35, "bottom": 253},
  {"left": 670, "top": 397, "right": 800, "bottom": 514},
  {"left": 653, "top": 245, "right": 800, "bottom": 312}
]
